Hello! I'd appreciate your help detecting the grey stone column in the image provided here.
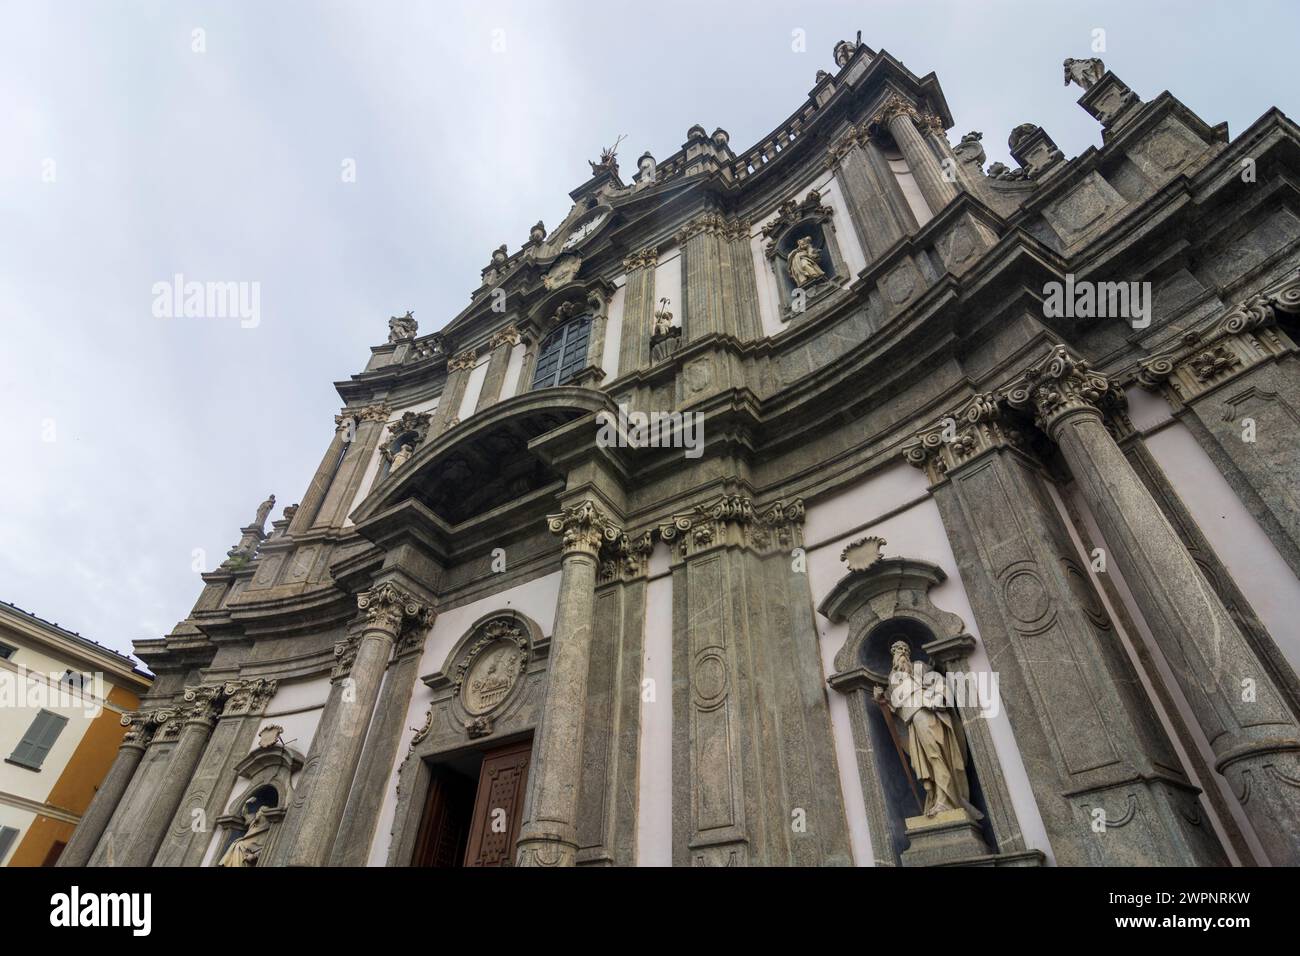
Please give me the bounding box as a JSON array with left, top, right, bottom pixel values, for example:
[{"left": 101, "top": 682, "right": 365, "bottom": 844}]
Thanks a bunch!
[
  {"left": 1008, "top": 346, "right": 1300, "bottom": 864},
  {"left": 115, "top": 687, "right": 222, "bottom": 867},
  {"left": 878, "top": 96, "right": 958, "bottom": 219},
  {"left": 826, "top": 129, "right": 906, "bottom": 262},
  {"left": 329, "top": 625, "right": 431, "bottom": 866},
  {"left": 722, "top": 220, "right": 763, "bottom": 341},
  {"left": 57, "top": 713, "right": 154, "bottom": 867},
  {"left": 619, "top": 249, "right": 658, "bottom": 374},
  {"left": 290, "top": 414, "right": 351, "bottom": 534},
  {"left": 678, "top": 215, "right": 726, "bottom": 342},
  {"left": 318, "top": 403, "right": 390, "bottom": 530},
  {"left": 152, "top": 678, "right": 277, "bottom": 866},
  {"left": 279, "top": 582, "right": 432, "bottom": 867},
  {"left": 474, "top": 325, "right": 520, "bottom": 413},
  {"left": 905, "top": 398, "right": 1228, "bottom": 867},
  {"left": 430, "top": 349, "right": 476, "bottom": 434},
  {"left": 517, "top": 500, "right": 619, "bottom": 866},
  {"left": 660, "top": 496, "right": 851, "bottom": 867}
]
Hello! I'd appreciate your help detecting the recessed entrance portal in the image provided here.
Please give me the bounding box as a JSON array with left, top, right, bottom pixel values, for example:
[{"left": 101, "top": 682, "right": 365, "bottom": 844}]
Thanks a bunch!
[{"left": 411, "top": 736, "right": 532, "bottom": 867}]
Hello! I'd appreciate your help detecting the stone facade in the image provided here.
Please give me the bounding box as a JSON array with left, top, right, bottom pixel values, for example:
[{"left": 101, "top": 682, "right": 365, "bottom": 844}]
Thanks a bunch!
[{"left": 68, "top": 40, "right": 1300, "bottom": 867}]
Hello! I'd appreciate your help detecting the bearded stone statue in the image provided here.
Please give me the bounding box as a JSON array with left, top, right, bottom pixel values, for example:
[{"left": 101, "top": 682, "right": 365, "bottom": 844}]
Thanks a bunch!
[
  {"left": 875, "top": 640, "right": 980, "bottom": 819},
  {"left": 218, "top": 798, "right": 272, "bottom": 868}
]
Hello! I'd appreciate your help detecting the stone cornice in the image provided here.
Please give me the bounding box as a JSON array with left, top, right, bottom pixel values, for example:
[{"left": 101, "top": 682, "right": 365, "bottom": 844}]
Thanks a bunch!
[{"left": 1137, "top": 270, "right": 1299, "bottom": 405}]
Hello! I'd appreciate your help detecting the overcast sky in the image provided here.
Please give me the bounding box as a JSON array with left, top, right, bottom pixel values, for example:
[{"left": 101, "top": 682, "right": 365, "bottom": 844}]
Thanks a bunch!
[{"left": 3, "top": 0, "right": 1298, "bottom": 661}]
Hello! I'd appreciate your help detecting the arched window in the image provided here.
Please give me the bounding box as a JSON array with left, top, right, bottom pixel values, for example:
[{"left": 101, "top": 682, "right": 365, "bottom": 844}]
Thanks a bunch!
[{"left": 530, "top": 315, "right": 591, "bottom": 390}]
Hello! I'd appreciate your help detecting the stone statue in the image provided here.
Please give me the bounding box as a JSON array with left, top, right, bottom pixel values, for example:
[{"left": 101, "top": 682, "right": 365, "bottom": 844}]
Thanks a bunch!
[
  {"left": 281, "top": 503, "right": 299, "bottom": 524},
  {"left": 874, "top": 641, "right": 980, "bottom": 819},
  {"left": 1063, "top": 57, "right": 1105, "bottom": 91},
  {"left": 652, "top": 298, "right": 676, "bottom": 339},
  {"left": 589, "top": 134, "right": 626, "bottom": 176},
  {"left": 387, "top": 310, "right": 417, "bottom": 343},
  {"left": 529, "top": 220, "right": 546, "bottom": 244},
  {"left": 252, "top": 494, "right": 276, "bottom": 531},
  {"left": 787, "top": 236, "right": 827, "bottom": 288},
  {"left": 217, "top": 798, "right": 272, "bottom": 867},
  {"left": 389, "top": 442, "right": 414, "bottom": 471}
]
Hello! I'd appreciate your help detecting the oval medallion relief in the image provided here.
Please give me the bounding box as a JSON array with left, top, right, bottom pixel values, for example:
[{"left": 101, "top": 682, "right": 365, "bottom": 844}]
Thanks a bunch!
[{"left": 456, "top": 619, "right": 529, "bottom": 716}]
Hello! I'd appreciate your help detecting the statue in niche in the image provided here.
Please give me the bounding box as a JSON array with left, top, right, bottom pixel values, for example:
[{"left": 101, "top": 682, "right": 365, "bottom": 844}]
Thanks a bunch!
[
  {"left": 217, "top": 797, "right": 273, "bottom": 868},
  {"left": 873, "top": 641, "right": 981, "bottom": 819},
  {"left": 651, "top": 298, "right": 677, "bottom": 340},
  {"left": 252, "top": 494, "right": 276, "bottom": 532},
  {"left": 389, "top": 442, "right": 415, "bottom": 471},
  {"left": 1063, "top": 57, "right": 1105, "bottom": 91},
  {"left": 787, "top": 236, "right": 828, "bottom": 288}
]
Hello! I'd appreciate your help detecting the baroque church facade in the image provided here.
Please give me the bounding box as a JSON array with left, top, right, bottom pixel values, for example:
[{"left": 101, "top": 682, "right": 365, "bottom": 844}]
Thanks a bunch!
[{"left": 64, "top": 39, "right": 1300, "bottom": 867}]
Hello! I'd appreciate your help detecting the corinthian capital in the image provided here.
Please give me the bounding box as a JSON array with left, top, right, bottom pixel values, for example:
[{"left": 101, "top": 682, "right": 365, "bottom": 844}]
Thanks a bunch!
[
  {"left": 901, "top": 393, "right": 1025, "bottom": 484},
  {"left": 119, "top": 710, "right": 161, "bottom": 747},
  {"left": 547, "top": 500, "right": 622, "bottom": 557},
  {"left": 180, "top": 684, "right": 225, "bottom": 727},
  {"left": 874, "top": 94, "right": 919, "bottom": 129},
  {"left": 1002, "top": 345, "right": 1116, "bottom": 434},
  {"left": 448, "top": 347, "right": 478, "bottom": 372},
  {"left": 357, "top": 582, "right": 434, "bottom": 636}
]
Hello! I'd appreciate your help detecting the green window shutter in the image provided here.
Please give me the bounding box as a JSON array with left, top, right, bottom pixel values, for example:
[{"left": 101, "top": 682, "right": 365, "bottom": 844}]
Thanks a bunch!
[
  {"left": 8, "top": 710, "right": 68, "bottom": 769},
  {"left": 0, "top": 826, "right": 19, "bottom": 862}
]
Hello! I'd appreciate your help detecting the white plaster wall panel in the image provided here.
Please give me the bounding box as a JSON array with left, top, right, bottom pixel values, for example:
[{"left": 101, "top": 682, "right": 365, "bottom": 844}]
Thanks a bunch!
[
  {"left": 366, "top": 570, "right": 563, "bottom": 866},
  {"left": 636, "top": 551, "right": 673, "bottom": 866},
  {"left": 803, "top": 473, "right": 1056, "bottom": 865},
  {"left": 601, "top": 283, "right": 625, "bottom": 384},
  {"left": 821, "top": 173, "right": 867, "bottom": 277},
  {"left": 889, "top": 154, "right": 933, "bottom": 226},
  {"left": 501, "top": 340, "right": 526, "bottom": 399},
  {"left": 1143, "top": 421, "right": 1300, "bottom": 675},
  {"left": 455, "top": 356, "right": 490, "bottom": 422}
]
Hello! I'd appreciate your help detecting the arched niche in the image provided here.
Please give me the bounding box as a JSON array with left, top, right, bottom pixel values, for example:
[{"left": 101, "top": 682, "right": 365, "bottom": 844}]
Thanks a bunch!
[
  {"left": 760, "top": 188, "right": 849, "bottom": 319},
  {"left": 385, "top": 610, "right": 550, "bottom": 866},
  {"left": 210, "top": 733, "right": 304, "bottom": 866},
  {"left": 819, "top": 556, "right": 1038, "bottom": 866}
]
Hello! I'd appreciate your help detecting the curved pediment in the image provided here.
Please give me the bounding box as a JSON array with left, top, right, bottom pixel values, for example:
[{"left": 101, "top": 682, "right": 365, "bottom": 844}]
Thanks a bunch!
[{"left": 351, "top": 386, "right": 614, "bottom": 527}]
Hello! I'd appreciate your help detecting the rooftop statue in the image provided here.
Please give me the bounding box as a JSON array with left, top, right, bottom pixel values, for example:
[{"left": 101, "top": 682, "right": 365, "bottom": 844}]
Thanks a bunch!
[{"left": 1063, "top": 56, "right": 1105, "bottom": 91}]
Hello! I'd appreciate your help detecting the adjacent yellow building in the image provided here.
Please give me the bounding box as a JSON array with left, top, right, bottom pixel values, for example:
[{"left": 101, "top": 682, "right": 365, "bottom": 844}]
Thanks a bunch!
[{"left": 0, "top": 601, "right": 152, "bottom": 866}]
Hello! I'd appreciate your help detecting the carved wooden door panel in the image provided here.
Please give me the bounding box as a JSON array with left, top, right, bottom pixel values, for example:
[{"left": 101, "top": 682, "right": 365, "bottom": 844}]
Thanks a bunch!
[
  {"left": 411, "top": 767, "right": 475, "bottom": 867},
  {"left": 463, "top": 739, "right": 532, "bottom": 867}
]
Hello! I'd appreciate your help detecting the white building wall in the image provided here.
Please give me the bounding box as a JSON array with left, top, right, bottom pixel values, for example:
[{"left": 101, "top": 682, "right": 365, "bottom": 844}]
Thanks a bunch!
[
  {"left": 600, "top": 280, "right": 626, "bottom": 384},
  {"left": 501, "top": 340, "right": 525, "bottom": 399},
  {"left": 455, "top": 356, "right": 490, "bottom": 422},
  {"left": 636, "top": 543, "right": 673, "bottom": 866}
]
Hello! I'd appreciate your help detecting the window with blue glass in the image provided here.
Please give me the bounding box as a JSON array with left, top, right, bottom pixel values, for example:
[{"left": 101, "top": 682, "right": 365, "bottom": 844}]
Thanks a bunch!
[{"left": 530, "top": 315, "right": 591, "bottom": 390}]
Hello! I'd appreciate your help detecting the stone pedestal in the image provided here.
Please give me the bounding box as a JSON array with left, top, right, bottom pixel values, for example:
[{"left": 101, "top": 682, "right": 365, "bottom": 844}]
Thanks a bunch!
[{"left": 900, "top": 809, "right": 990, "bottom": 867}]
